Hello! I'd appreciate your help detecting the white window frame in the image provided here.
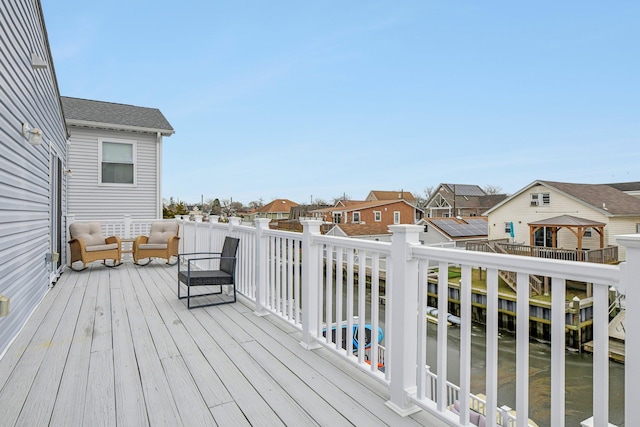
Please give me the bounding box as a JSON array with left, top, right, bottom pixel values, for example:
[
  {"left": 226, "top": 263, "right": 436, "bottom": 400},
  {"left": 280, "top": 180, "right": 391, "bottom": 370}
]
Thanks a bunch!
[
  {"left": 584, "top": 228, "right": 592, "bottom": 238},
  {"left": 352, "top": 212, "right": 361, "bottom": 223},
  {"left": 530, "top": 193, "right": 540, "bottom": 206},
  {"left": 505, "top": 222, "right": 512, "bottom": 234},
  {"left": 542, "top": 193, "right": 551, "bottom": 205},
  {"left": 531, "top": 192, "right": 551, "bottom": 206},
  {"left": 393, "top": 211, "right": 400, "bottom": 224},
  {"left": 98, "top": 138, "right": 137, "bottom": 186},
  {"left": 374, "top": 211, "right": 381, "bottom": 222},
  {"left": 333, "top": 212, "right": 342, "bottom": 224}
]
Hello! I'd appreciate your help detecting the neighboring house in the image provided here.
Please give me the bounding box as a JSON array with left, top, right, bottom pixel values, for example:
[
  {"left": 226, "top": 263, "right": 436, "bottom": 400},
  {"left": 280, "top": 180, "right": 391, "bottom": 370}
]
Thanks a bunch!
[
  {"left": 484, "top": 180, "right": 640, "bottom": 261},
  {"left": 325, "top": 222, "right": 394, "bottom": 242},
  {"left": 365, "top": 190, "right": 416, "bottom": 203},
  {"left": 0, "top": 0, "right": 69, "bottom": 355},
  {"left": 416, "top": 217, "right": 488, "bottom": 248},
  {"left": 424, "top": 183, "right": 507, "bottom": 218},
  {"left": 61, "top": 96, "right": 174, "bottom": 221},
  {"left": 311, "top": 199, "right": 423, "bottom": 230},
  {"left": 247, "top": 199, "right": 299, "bottom": 221}
]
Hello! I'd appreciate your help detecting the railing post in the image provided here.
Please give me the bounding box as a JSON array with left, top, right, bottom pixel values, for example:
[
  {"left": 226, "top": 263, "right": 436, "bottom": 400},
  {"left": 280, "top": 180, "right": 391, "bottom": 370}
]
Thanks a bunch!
[
  {"left": 386, "top": 224, "right": 422, "bottom": 416},
  {"left": 123, "top": 215, "right": 132, "bottom": 239},
  {"left": 254, "top": 218, "right": 271, "bottom": 316},
  {"left": 228, "top": 217, "right": 241, "bottom": 230},
  {"left": 616, "top": 234, "right": 640, "bottom": 427},
  {"left": 300, "top": 219, "right": 323, "bottom": 350}
]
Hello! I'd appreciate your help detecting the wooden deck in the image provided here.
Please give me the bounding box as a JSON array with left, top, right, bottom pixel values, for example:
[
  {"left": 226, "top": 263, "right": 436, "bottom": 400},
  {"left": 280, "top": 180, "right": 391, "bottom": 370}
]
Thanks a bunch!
[{"left": 0, "top": 261, "right": 446, "bottom": 426}]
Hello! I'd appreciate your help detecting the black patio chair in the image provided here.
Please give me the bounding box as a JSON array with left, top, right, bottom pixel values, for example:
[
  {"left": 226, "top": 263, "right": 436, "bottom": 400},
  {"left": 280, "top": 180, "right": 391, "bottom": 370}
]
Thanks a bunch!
[{"left": 177, "top": 236, "right": 240, "bottom": 309}]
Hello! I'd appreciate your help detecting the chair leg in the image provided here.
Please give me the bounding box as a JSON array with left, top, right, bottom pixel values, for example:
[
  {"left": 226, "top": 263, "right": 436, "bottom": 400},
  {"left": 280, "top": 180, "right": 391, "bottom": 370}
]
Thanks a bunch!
[{"left": 135, "top": 258, "right": 153, "bottom": 266}]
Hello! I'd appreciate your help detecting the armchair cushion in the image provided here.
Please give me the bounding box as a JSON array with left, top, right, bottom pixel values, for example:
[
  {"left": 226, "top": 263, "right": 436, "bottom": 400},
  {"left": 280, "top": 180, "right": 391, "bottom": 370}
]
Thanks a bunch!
[
  {"left": 148, "top": 222, "right": 179, "bottom": 244},
  {"left": 69, "top": 222, "right": 107, "bottom": 247},
  {"left": 86, "top": 243, "right": 119, "bottom": 252}
]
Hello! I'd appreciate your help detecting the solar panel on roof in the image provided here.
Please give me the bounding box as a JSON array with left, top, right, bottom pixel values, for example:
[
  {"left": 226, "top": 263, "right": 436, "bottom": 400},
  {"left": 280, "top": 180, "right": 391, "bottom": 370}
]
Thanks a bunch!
[{"left": 430, "top": 219, "right": 487, "bottom": 237}]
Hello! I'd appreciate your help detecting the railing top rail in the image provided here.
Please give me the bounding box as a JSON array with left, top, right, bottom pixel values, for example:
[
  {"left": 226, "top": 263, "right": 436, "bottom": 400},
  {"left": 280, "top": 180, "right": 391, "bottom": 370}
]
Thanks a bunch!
[
  {"left": 263, "top": 228, "right": 304, "bottom": 240},
  {"left": 411, "top": 243, "right": 622, "bottom": 285},
  {"left": 314, "top": 233, "right": 392, "bottom": 254}
]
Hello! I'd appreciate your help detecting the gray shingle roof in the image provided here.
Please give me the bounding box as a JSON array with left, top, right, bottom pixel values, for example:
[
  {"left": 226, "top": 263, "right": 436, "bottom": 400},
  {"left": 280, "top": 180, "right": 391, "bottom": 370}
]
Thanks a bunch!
[
  {"left": 61, "top": 96, "right": 174, "bottom": 134},
  {"left": 541, "top": 181, "right": 640, "bottom": 216},
  {"left": 528, "top": 214, "right": 605, "bottom": 227}
]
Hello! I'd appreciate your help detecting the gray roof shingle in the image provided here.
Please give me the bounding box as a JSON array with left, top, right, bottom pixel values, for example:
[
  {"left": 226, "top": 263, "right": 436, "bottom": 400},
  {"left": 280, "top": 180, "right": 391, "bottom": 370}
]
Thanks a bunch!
[
  {"left": 61, "top": 96, "right": 174, "bottom": 134},
  {"left": 541, "top": 181, "right": 640, "bottom": 216}
]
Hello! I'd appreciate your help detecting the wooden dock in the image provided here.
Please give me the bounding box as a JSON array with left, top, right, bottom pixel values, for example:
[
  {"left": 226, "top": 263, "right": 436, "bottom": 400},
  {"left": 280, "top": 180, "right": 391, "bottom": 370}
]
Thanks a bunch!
[{"left": 0, "top": 261, "right": 446, "bottom": 426}]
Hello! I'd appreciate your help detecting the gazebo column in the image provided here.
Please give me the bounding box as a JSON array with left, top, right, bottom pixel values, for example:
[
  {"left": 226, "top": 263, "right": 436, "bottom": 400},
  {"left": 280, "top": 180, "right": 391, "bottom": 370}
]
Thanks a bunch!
[{"left": 577, "top": 227, "right": 584, "bottom": 261}]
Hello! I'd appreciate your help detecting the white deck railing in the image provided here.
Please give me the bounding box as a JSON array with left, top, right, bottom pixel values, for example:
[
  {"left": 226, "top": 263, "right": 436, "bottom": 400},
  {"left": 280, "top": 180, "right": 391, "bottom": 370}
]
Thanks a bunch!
[{"left": 77, "top": 216, "right": 639, "bottom": 427}]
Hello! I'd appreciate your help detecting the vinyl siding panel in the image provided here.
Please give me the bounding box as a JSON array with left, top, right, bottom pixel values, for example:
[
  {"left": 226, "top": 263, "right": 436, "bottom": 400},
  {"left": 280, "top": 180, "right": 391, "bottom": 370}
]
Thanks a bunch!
[
  {"left": 0, "top": 0, "right": 68, "bottom": 355},
  {"left": 607, "top": 217, "right": 640, "bottom": 261},
  {"left": 67, "top": 127, "right": 159, "bottom": 220}
]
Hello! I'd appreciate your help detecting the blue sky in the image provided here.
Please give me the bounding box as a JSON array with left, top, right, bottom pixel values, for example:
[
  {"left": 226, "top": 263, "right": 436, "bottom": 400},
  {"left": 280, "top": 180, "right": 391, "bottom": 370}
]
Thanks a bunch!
[{"left": 43, "top": 1, "right": 639, "bottom": 205}]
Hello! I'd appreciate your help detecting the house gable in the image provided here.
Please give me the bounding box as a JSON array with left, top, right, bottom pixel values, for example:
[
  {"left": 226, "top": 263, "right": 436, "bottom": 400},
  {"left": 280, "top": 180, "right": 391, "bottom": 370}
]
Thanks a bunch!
[
  {"left": 62, "top": 97, "right": 174, "bottom": 220},
  {"left": 425, "top": 183, "right": 505, "bottom": 218},
  {"left": 485, "top": 180, "right": 640, "bottom": 260}
]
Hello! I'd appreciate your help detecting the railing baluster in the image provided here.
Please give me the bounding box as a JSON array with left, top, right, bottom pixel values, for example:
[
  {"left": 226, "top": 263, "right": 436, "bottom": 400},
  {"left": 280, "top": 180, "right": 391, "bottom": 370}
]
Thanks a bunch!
[
  {"left": 370, "top": 253, "right": 380, "bottom": 372},
  {"left": 516, "top": 272, "right": 530, "bottom": 427},
  {"left": 288, "top": 238, "right": 294, "bottom": 320},
  {"left": 436, "top": 260, "right": 448, "bottom": 411},
  {"left": 417, "top": 259, "right": 428, "bottom": 400},
  {"left": 357, "top": 251, "right": 366, "bottom": 364},
  {"left": 335, "top": 247, "right": 343, "bottom": 353},
  {"left": 459, "top": 264, "right": 472, "bottom": 424},
  {"left": 346, "top": 249, "right": 355, "bottom": 355},
  {"left": 326, "top": 244, "right": 334, "bottom": 346},
  {"left": 550, "top": 276, "right": 566, "bottom": 426},
  {"left": 592, "top": 282, "right": 609, "bottom": 426},
  {"left": 486, "top": 267, "right": 499, "bottom": 427}
]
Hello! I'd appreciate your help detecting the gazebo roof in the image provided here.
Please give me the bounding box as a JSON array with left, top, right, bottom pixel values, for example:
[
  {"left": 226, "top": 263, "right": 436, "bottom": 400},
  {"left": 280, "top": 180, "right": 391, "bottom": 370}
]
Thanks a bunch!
[{"left": 528, "top": 214, "right": 605, "bottom": 227}]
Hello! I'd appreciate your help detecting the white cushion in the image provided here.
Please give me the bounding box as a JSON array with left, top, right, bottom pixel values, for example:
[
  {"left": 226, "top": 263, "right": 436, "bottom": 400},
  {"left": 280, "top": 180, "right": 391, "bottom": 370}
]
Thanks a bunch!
[
  {"left": 85, "top": 243, "right": 118, "bottom": 252},
  {"left": 139, "top": 243, "right": 168, "bottom": 250},
  {"left": 70, "top": 222, "right": 106, "bottom": 247},
  {"left": 147, "top": 222, "right": 178, "bottom": 244}
]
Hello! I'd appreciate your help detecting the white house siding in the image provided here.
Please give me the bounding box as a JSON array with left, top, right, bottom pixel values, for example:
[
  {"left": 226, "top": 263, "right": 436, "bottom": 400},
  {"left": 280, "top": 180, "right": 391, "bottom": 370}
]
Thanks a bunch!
[
  {"left": 0, "top": 0, "right": 68, "bottom": 356},
  {"left": 607, "top": 217, "right": 640, "bottom": 261},
  {"left": 419, "top": 227, "right": 452, "bottom": 246},
  {"left": 67, "top": 127, "right": 159, "bottom": 220},
  {"left": 487, "top": 184, "right": 610, "bottom": 248}
]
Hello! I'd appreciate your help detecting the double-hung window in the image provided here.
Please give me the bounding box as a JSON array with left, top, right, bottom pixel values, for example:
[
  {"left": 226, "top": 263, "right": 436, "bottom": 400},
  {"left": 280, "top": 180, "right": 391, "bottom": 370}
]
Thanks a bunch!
[
  {"left": 100, "top": 139, "right": 136, "bottom": 185},
  {"left": 352, "top": 212, "right": 360, "bottom": 223},
  {"left": 374, "top": 211, "right": 381, "bottom": 222}
]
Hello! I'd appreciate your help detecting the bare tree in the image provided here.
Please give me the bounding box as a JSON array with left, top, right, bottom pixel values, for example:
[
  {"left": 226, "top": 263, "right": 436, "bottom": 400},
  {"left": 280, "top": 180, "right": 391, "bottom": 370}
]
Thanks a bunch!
[
  {"left": 248, "top": 200, "right": 263, "bottom": 210},
  {"left": 483, "top": 184, "right": 503, "bottom": 195}
]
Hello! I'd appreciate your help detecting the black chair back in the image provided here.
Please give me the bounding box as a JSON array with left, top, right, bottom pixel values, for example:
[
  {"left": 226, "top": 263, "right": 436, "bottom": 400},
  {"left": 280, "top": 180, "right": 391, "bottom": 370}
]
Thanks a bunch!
[{"left": 220, "top": 237, "right": 240, "bottom": 275}]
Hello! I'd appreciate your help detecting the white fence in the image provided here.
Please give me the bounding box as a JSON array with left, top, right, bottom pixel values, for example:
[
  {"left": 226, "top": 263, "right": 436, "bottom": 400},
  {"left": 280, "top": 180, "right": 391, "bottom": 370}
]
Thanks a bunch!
[{"left": 80, "top": 216, "right": 639, "bottom": 426}]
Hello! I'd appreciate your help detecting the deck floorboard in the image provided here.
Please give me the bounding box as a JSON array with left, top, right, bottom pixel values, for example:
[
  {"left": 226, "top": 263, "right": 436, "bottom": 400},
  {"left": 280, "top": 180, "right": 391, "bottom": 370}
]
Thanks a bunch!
[{"left": 0, "top": 261, "right": 448, "bottom": 427}]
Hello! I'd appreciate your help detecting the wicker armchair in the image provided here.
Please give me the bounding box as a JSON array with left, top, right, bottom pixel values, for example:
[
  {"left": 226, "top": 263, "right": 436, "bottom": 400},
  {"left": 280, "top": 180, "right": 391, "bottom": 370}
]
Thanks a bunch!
[
  {"left": 68, "top": 222, "right": 122, "bottom": 271},
  {"left": 133, "top": 221, "right": 180, "bottom": 266}
]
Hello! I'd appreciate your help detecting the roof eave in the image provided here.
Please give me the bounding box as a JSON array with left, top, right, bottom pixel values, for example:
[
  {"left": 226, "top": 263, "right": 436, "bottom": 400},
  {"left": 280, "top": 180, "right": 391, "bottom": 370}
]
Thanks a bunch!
[{"left": 66, "top": 118, "right": 175, "bottom": 136}]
